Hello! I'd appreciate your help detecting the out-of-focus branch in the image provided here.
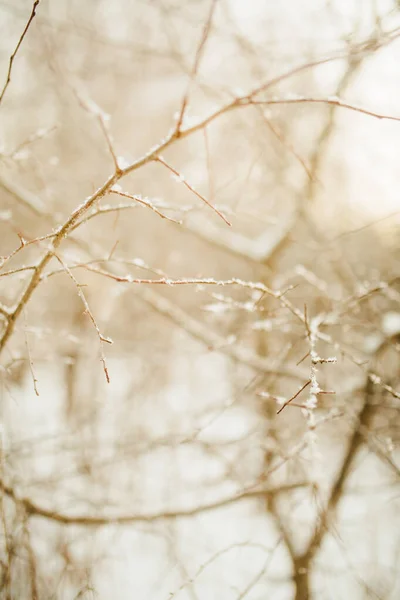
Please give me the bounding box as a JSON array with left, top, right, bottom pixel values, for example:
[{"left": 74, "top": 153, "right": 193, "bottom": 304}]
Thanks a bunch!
[
  {"left": 250, "top": 96, "right": 400, "bottom": 122},
  {"left": 175, "top": 0, "right": 218, "bottom": 133},
  {"left": 137, "top": 285, "right": 306, "bottom": 382},
  {"left": 0, "top": 479, "right": 307, "bottom": 527},
  {"left": 0, "top": 171, "right": 48, "bottom": 217},
  {"left": 53, "top": 253, "right": 112, "bottom": 382},
  {"left": 292, "top": 337, "right": 400, "bottom": 596}
]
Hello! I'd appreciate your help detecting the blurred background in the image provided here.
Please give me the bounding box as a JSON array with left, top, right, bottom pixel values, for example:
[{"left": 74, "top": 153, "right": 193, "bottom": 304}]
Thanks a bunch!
[{"left": 1, "top": 1, "right": 400, "bottom": 598}]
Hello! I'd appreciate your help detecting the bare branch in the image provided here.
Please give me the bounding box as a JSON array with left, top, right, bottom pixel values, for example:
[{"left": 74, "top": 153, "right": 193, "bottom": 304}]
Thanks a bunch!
[
  {"left": 110, "top": 187, "right": 182, "bottom": 224},
  {"left": 276, "top": 379, "right": 311, "bottom": 415},
  {"left": 0, "top": 171, "right": 48, "bottom": 217},
  {"left": 0, "top": 0, "right": 40, "bottom": 105},
  {"left": 53, "top": 253, "right": 112, "bottom": 383},
  {"left": 74, "top": 91, "right": 121, "bottom": 173},
  {"left": 155, "top": 155, "right": 231, "bottom": 226},
  {"left": 175, "top": 0, "right": 218, "bottom": 133},
  {"left": 23, "top": 308, "right": 39, "bottom": 396},
  {"left": 250, "top": 96, "right": 400, "bottom": 122},
  {"left": 0, "top": 478, "right": 308, "bottom": 527}
]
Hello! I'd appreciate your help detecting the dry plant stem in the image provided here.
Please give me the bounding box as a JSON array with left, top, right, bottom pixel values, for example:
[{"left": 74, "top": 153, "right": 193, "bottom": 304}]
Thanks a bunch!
[
  {"left": 0, "top": 0, "right": 40, "bottom": 105},
  {"left": 175, "top": 0, "right": 218, "bottom": 133},
  {"left": 276, "top": 379, "right": 311, "bottom": 414}
]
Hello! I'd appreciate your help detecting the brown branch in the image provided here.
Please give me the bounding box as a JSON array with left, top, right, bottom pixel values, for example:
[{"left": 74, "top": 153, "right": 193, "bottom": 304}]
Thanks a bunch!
[
  {"left": 155, "top": 155, "right": 231, "bottom": 226},
  {"left": 0, "top": 172, "right": 118, "bottom": 355},
  {"left": 74, "top": 91, "right": 121, "bottom": 173},
  {"left": 0, "top": 231, "right": 56, "bottom": 271},
  {"left": 23, "top": 309, "right": 39, "bottom": 396},
  {"left": 0, "top": 0, "right": 40, "bottom": 105},
  {"left": 0, "top": 479, "right": 307, "bottom": 527},
  {"left": 175, "top": 0, "right": 218, "bottom": 133},
  {"left": 53, "top": 254, "right": 112, "bottom": 383},
  {"left": 236, "top": 539, "right": 282, "bottom": 600},
  {"left": 250, "top": 96, "right": 400, "bottom": 122},
  {"left": 109, "top": 188, "right": 182, "bottom": 224},
  {"left": 276, "top": 379, "right": 311, "bottom": 414},
  {"left": 292, "top": 338, "right": 400, "bottom": 594},
  {"left": 69, "top": 201, "right": 196, "bottom": 234}
]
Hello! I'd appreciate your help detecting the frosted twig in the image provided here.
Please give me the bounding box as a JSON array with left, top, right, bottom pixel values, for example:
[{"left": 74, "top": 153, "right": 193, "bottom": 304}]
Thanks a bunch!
[{"left": 110, "top": 188, "right": 182, "bottom": 224}]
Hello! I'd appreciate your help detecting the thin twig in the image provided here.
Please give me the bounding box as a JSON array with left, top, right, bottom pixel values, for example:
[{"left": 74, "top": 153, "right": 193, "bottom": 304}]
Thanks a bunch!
[
  {"left": 23, "top": 308, "right": 39, "bottom": 396},
  {"left": 276, "top": 379, "right": 311, "bottom": 414},
  {"left": 203, "top": 126, "right": 215, "bottom": 202},
  {"left": 0, "top": 0, "right": 40, "bottom": 105},
  {"left": 175, "top": 0, "right": 218, "bottom": 133},
  {"left": 155, "top": 155, "right": 231, "bottom": 226},
  {"left": 110, "top": 188, "right": 182, "bottom": 224},
  {"left": 258, "top": 109, "right": 316, "bottom": 182},
  {"left": 74, "top": 91, "right": 121, "bottom": 173},
  {"left": 53, "top": 254, "right": 112, "bottom": 383},
  {"left": 250, "top": 96, "right": 400, "bottom": 122}
]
